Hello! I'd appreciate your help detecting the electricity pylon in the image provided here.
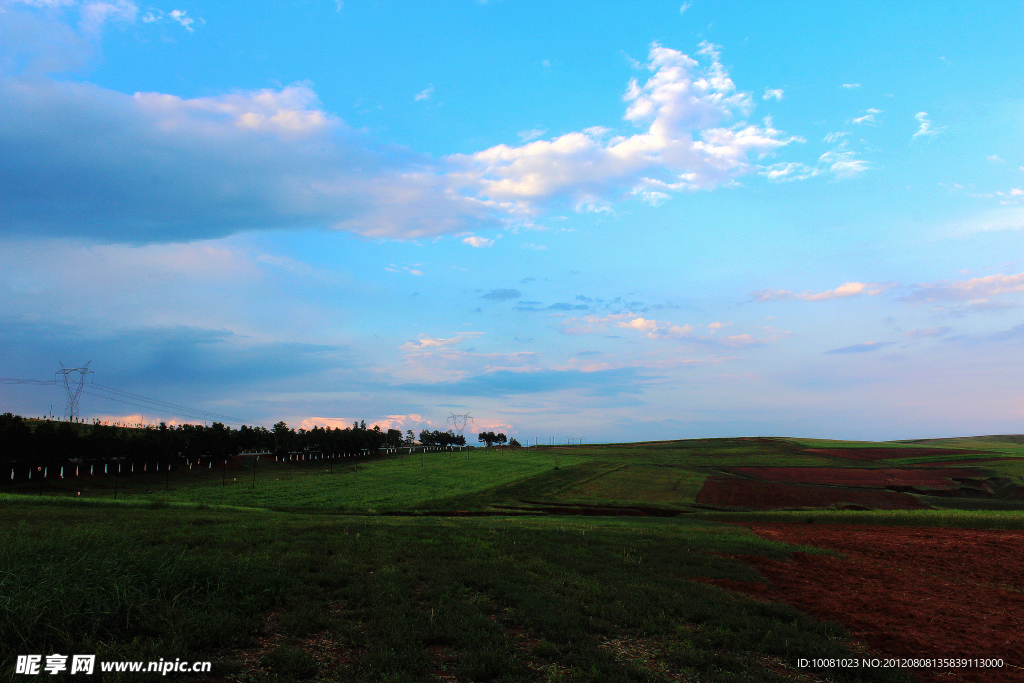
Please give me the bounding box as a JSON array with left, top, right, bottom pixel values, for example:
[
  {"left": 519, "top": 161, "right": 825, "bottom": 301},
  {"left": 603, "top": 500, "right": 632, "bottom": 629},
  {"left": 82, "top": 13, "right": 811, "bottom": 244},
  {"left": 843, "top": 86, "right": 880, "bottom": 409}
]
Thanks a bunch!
[
  {"left": 56, "top": 361, "right": 92, "bottom": 421},
  {"left": 447, "top": 412, "right": 472, "bottom": 437}
]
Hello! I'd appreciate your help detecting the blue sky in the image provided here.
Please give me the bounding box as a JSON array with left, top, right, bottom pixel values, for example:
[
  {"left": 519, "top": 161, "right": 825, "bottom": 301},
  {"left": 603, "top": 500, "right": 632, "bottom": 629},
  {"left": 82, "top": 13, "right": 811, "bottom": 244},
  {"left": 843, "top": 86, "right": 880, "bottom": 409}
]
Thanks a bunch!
[{"left": 2, "top": 0, "right": 1024, "bottom": 441}]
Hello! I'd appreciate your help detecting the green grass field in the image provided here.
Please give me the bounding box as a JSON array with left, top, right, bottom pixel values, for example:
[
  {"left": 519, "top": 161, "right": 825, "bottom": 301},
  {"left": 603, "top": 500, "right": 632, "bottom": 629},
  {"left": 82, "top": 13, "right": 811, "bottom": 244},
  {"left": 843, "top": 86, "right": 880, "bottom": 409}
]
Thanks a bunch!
[{"left": 4, "top": 436, "right": 1023, "bottom": 682}]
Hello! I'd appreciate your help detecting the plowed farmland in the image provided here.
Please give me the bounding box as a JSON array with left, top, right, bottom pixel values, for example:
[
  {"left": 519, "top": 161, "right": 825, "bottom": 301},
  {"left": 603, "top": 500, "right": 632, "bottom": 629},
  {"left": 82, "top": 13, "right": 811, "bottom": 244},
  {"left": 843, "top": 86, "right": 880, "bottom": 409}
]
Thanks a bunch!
[
  {"left": 696, "top": 477, "right": 929, "bottom": 509},
  {"left": 703, "top": 523, "right": 1024, "bottom": 683},
  {"left": 801, "top": 448, "right": 992, "bottom": 462},
  {"left": 728, "top": 467, "right": 987, "bottom": 489}
]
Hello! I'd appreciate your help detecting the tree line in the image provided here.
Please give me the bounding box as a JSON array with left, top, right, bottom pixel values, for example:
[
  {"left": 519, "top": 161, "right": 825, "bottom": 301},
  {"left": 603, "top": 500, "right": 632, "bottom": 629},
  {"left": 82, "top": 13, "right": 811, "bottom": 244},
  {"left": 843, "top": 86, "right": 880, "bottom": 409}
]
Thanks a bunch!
[
  {"left": 477, "top": 431, "right": 521, "bottom": 448},
  {"left": 0, "top": 412, "right": 406, "bottom": 467}
]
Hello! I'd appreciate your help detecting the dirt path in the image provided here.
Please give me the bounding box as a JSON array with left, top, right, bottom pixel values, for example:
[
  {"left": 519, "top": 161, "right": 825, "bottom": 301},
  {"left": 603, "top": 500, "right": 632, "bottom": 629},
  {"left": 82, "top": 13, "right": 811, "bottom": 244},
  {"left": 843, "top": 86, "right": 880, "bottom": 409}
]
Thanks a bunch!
[{"left": 711, "top": 524, "right": 1024, "bottom": 683}]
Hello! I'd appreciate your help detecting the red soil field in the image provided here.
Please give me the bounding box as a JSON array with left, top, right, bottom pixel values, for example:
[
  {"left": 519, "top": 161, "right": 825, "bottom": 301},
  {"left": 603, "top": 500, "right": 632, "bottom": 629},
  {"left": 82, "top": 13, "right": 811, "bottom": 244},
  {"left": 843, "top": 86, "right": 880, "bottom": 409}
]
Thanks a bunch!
[
  {"left": 699, "top": 524, "right": 1024, "bottom": 683},
  {"left": 728, "top": 467, "right": 987, "bottom": 490},
  {"left": 696, "top": 477, "right": 928, "bottom": 510},
  {"left": 907, "top": 458, "right": 1021, "bottom": 467},
  {"left": 802, "top": 448, "right": 991, "bottom": 461}
]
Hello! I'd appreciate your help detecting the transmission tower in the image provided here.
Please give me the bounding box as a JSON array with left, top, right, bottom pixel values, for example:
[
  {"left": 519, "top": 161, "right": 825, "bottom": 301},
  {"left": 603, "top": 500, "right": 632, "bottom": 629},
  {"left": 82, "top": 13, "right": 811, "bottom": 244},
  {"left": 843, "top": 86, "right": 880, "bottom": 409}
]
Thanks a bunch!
[
  {"left": 56, "top": 361, "right": 92, "bottom": 421},
  {"left": 447, "top": 412, "right": 472, "bottom": 436}
]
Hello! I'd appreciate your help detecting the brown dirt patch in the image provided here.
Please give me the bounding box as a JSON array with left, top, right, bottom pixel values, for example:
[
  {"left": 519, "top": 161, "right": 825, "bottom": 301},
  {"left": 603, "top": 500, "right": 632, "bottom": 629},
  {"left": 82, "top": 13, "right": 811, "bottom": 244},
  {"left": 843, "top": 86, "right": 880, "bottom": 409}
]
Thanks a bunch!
[
  {"left": 729, "top": 467, "right": 987, "bottom": 490},
  {"left": 802, "top": 448, "right": 991, "bottom": 462},
  {"left": 711, "top": 524, "right": 1024, "bottom": 683},
  {"left": 696, "top": 477, "right": 928, "bottom": 510}
]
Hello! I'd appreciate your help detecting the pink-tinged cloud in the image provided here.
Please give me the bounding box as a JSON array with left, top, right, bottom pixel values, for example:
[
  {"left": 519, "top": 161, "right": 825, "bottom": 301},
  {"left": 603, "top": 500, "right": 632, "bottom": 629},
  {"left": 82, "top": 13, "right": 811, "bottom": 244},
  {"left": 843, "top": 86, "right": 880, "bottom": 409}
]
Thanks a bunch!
[
  {"left": 561, "top": 312, "right": 694, "bottom": 339},
  {"left": 752, "top": 281, "right": 887, "bottom": 301},
  {"left": 904, "top": 327, "right": 951, "bottom": 338},
  {"left": 905, "top": 271, "right": 1024, "bottom": 302}
]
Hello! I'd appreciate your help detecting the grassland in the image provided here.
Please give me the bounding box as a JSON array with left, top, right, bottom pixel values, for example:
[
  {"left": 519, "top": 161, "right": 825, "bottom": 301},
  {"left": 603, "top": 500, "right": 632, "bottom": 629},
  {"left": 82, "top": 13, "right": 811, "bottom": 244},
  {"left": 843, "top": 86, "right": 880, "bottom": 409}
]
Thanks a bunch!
[{"left": 3, "top": 436, "right": 1023, "bottom": 682}]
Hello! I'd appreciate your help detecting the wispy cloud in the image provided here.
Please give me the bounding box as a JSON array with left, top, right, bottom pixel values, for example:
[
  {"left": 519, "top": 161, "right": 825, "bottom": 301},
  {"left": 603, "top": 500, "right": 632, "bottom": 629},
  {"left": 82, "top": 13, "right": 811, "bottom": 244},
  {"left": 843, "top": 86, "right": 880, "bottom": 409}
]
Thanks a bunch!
[
  {"left": 841, "top": 83, "right": 861, "bottom": 89},
  {"left": 142, "top": 8, "right": 198, "bottom": 32},
  {"left": 400, "top": 332, "right": 485, "bottom": 351},
  {"left": 904, "top": 327, "right": 951, "bottom": 338},
  {"left": 518, "top": 128, "right": 546, "bottom": 142},
  {"left": 414, "top": 84, "right": 434, "bottom": 101},
  {"left": 679, "top": 2, "right": 692, "bottom": 13},
  {"left": 762, "top": 88, "right": 783, "bottom": 101},
  {"left": 759, "top": 162, "right": 820, "bottom": 183},
  {"left": 481, "top": 289, "right": 521, "bottom": 300},
  {"left": 826, "top": 341, "right": 894, "bottom": 354},
  {"left": 385, "top": 263, "right": 424, "bottom": 276},
  {"left": 905, "top": 271, "right": 1024, "bottom": 302},
  {"left": 852, "top": 107, "right": 881, "bottom": 125},
  {"left": 912, "top": 111, "right": 939, "bottom": 139},
  {"left": 79, "top": 0, "right": 138, "bottom": 34},
  {"left": 752, "top": 281, "right": 887, "bottom": 301},
  {"left": 819, "top": 146, "right": 870, "bottom": 179}
]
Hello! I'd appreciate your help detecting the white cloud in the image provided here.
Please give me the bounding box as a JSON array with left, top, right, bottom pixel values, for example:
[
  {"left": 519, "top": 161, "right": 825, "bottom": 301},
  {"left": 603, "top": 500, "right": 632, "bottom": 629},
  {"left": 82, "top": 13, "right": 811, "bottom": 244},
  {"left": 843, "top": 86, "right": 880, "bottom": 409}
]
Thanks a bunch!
[
  {"left": 414, "top": 84, "right": 433, "bottom": 101},
  {"left": 400, "top": 332, "right": 485, "bottom": 351},
  {"left": 760, "top": 135, "right": 868, "bottom": 182},
  {"left": 912, "top": 111, "right": 938, "bottom": 138},
  {"left": 852, "top": 107, "right": 881, "bottom": 125},
  {"left": 462, "top": 235, "right": 494, "bottom": 248},
  {"left": 987, "top": 154, "right": 1004, "bottom": 164},
  {"left": 518, "top": 128, "right": 546, "bottom": 142},
  {"left": 168, "top": 8, "right": 193, "bottom": 31},
  {"left": 759, "top": 161, "right": 820, "bottom": 182},
  {"left": 679, "top": 2, "right": 691, "bottom": 13},
  {"left": 762, "top": 88, "right": 783, "bottom": 101},
  {"left": 617, "top": 316, "right": 693, "bottom": 339},
  {"left": 819, "top": 147, "right": 870, "bottom": 179},
  {"left": 446, "top": 42, "right": 800, "bottom": 215},
  {"left": 0, "top": 36, "right": 810, "bottom": 244},
  {"left": 521, "top": 242, "right": 546, "bottom": 250},
  {"left": 752, "top": 281, "right": 887, "bottom": 301},
  {"left": 841, "top": 83, "right": 861, "bottom": 89}
]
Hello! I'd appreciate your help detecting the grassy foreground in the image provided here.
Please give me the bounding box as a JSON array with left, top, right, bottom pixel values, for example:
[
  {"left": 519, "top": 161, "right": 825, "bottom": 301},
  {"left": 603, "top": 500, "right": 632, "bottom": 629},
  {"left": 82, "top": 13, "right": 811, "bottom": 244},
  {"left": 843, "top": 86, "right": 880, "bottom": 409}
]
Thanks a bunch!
[
  {"left": 0, "top": 502, "right": 910, "bottom": 683},
  {"left": 5, "top": 436, "right": 1023, "bottom": 682}
]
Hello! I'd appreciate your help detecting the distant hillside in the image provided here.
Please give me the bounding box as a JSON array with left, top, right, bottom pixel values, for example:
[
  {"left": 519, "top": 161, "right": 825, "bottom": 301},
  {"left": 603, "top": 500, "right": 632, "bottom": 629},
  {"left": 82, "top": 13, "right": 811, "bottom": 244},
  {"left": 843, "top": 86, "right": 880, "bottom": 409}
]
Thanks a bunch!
[{"left": 895, "top": 434, "right": 1024, "bottom": 447}]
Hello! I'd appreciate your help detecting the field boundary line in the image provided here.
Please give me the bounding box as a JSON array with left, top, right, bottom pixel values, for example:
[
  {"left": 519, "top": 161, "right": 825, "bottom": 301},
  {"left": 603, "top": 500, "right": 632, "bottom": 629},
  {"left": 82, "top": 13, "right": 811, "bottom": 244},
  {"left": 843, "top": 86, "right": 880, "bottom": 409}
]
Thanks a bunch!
[{"left": 550, "top": 462, "right": 630, "bottom": 496}]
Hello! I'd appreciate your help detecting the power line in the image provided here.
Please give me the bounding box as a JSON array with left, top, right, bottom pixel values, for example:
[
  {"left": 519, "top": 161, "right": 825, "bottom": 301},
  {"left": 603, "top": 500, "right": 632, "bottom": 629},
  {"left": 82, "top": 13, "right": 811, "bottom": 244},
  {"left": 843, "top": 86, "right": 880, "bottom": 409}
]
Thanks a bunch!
[
  {"left": 87, "top": 382, "right": 248, "bottom": 423},
  {"left": 0, "top": 378, "right": 57, "bottom": 385},
  {"left": 2, "top": 370, "right": 250, "bottom": 425},
  {"left": 80, "top": 390, "right": 246, "bottom": 425}
]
